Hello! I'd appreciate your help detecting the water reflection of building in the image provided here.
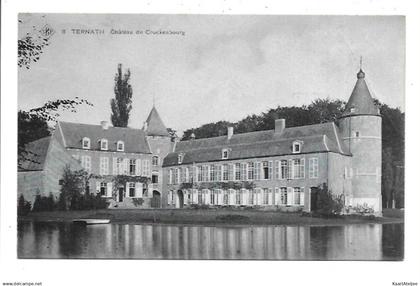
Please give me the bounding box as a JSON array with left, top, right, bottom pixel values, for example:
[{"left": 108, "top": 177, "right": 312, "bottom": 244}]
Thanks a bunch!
[{"left": 19, "top": 222, "right": 397, "bottom": 260}]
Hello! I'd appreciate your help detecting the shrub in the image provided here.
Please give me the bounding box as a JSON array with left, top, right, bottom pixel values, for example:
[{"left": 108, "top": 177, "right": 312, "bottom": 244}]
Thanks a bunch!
[
  {"left": 132, "top": 198, "right": 144, "bottom": 207},
  {"left": 17, "top": 194, "right": 32, "bottom": 216},
  {"left": 32, "top": 193, "right": 56, "bottom": 212},
  {"left": 313, "top": 184, "right": 344, "bottom": 215}
]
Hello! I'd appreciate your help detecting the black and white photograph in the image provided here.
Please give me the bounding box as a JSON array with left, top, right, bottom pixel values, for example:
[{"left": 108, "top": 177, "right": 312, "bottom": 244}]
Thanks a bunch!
[{"left": 2, "top": 1, "right": 420, "bottom": 285}]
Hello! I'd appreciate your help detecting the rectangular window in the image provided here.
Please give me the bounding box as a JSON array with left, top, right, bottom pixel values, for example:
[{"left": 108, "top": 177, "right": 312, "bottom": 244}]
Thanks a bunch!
[
  {"left": 268, "top": 161, "right": 273, "bottom": 180},
  {"left": 203, "top": 165, "right": 209, "bottom": 182},
  {"left": 223, "top": 164, "right": 229, "bottom": 181},
  {"left": 294, "top": 187, "right": 302, "bottom": 205},
  {"left": 280, "top": 187, "right": 287, "bottom": 204},
  {"left": 309, "top": 158, "right": 319, "bottom": 178},
  {"left": 263, "top": 188, "right": 269, "bottom": 205},
  {"left": 254, "top": 162, "right": 261, "bottom": 180},
  {"left": 293, "top": 159, "right": 305, "bottom": 179},
  {"left": 249, "top": 189, "right": 254, "bottom": 205},
  {"left": 81, "top": 155, "right": 91, "bottom": 172},
  {"left": 129, "top": 182, "right": 136, "bottom": 197},
  {"left": 174, "top": 168, "right": 179, "bottom": 184},
  {"left": 280, "top": 160, "right": 288, "bottom": 179},
  {"left": 235, "top": 163, "right": 241, "bottom": 181},
  {"left": 152, "top": 174, "right": 158, "bottom": 184},
  {"left": 142, "top": 160, "right": 150, "bottom": 176},
  {"left": 116, "top": 157, "right": 124, "bottom": 175},
  {"left": 215, "top": 165, "right": 222, "bottom": 182},
  {"left": 198, "top": 166, "right": 203, "bottom": 182},
  {"left": 99, "top": 157, "right": 109, "bottom": 175},
  {"left": 129, "top": 159, "right": 136, "bottom": 175},
  {"left": 100, "top": 182, "right": 107, "bottom": 196},
  {"left": 210, "top": 189, "right": 215, "bottom": 205},
  {"left": 274, "top": 161, "right": 280, "bottom": 179},
  {"left": 241, "top": 163, "right": 247, "bottom": 181},
  {"left": 223, "top": 190, "right": 229, "bottom": 205},
  {"left": 248, "top": 162, "right": 254, "bottom": 180},
  {"left": 210, "top": 165, "right": 216, "bottom": 182},
  {"left": 236, "top": 189, "right": 241, "bottom": 205},
  {"left": 228, "top": 164, "right": 234, "bottom": 181},
  {"left": 262, "top": 161, "right": 269, "bottom": 180},
  {"left": 169, "top": 169, "right": 173, "bottom": 184},
  {"left": 198, "top": 190, "right": 203, "bottom": 204}
]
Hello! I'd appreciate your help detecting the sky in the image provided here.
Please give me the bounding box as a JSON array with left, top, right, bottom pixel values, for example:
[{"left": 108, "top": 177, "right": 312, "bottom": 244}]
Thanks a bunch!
[{"left": 18, "top": 14, "right": 405, "bottom": 135}]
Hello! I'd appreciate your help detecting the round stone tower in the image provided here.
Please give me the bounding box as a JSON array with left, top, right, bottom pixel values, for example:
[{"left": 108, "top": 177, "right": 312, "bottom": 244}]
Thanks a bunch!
[{"left": 338, "top": 69, "right": 382, "bottom": 214}]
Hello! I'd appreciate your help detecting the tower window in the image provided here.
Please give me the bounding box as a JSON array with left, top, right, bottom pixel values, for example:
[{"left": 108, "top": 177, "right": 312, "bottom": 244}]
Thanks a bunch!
[{"left": 152, "top": 156, "right": 159, "bottom": 166}]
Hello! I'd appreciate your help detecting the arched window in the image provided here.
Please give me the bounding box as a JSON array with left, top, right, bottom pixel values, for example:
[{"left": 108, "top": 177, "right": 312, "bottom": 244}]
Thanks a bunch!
[
  {"left": 82, "top": 137, "right": 90, "bottom": 149},
  {"left": 117, "top": 141, "right": 124, "bottom": 151},
  {"left": 99, "top": 139, "right": 108, "bottom": 150},
  {"left": 152, "top": 155, "right": 159, "bottom": 166}
]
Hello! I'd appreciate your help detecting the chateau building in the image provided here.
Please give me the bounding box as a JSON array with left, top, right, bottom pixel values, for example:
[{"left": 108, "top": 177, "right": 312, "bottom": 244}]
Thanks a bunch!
[
  {"left": 18, "top": 69, "right": 382, "bottom": 214},
  {"left": 162, "top": 69, "right": 382, "bottom": 214},
  {"left": 19, "top": 106, "right": 174, "bottom": 208}
]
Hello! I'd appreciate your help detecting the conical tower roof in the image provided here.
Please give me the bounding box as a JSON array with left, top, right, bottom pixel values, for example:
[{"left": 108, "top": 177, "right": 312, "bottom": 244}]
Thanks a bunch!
[
  {"left": 342, "top": 69, "right": 380, "bottom": 117},
  {"left": 144, "top": 106, "right": 170, "bottom": 137}
]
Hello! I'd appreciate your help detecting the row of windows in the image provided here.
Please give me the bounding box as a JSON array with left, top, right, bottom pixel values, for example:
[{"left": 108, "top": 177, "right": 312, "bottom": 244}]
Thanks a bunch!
[
  {"left": 97, "top": 181, "right": 147, "bottom": 198},
  {"left": 168, "top": 187, "right": 305, "bottom": 206},
  {"left": 177, "top": 141, "right": 304, "bottom": 163},
  {"left": 74, "top": 155, "right": 152, "bottom": 176},
  {"left": 82, "top": 137, "right": 125, "bottom": 151},
  {"left": 168, "top": 158, "right": 318, "bottom": 184}
]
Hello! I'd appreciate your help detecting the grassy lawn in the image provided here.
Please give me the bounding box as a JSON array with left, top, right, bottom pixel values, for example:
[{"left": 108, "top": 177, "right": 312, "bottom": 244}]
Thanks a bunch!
[{"left": 20, "top": 208, "right": 404, "bottom": 226}]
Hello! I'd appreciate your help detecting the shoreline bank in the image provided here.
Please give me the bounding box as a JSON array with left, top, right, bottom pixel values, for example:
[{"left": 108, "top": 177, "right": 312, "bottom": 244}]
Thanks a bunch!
[{"left": 18, "top": 208, "right": 404, "bottom": 227}]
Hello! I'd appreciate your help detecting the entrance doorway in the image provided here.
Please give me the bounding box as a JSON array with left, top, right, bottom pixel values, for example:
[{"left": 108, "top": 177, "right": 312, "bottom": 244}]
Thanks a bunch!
[
  {"left": 310, "top": 187, "right": 319, "bottom": 212},
  {"left": 118, "top": 187, "right": 124, "bottom": 202},
  {"left": 177, "top": 190, "right": 184, "bottom": 208},
  {"left": 151, "top": 191, "right": 161, "bottom": 208}
]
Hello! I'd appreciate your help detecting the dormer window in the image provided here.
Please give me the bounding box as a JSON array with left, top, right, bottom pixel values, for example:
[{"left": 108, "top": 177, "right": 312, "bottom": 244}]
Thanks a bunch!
[
  {"left": 178, "top": 153, "right": 184, "bottom": 164},
  {"left": 350, "top": 107, "right": 356, "bottom": 113},
  {"left": 99, "top": 139, "right": 108, "bottom": 150},
  {"left": 292, "top": 141, "right": 302, "bottom": 154},
  {"left": 117, "top": 141, "right": 124, "bottom": 152},
  {"left": 82, "top": 137, "right": 90, "bottom": 149},
  {"left": 222, "top": 148, "right": 229, "bottom": 159}
]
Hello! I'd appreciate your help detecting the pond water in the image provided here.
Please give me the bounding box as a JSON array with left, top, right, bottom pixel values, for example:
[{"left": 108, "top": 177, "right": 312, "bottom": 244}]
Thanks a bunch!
[{"left": 18, "top": 222, "right": 403, "bottom": 260}]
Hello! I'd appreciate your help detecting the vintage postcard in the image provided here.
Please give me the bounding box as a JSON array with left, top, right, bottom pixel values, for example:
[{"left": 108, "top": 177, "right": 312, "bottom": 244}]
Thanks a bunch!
[{"left": 2, "top": 1, "right": 419, "bottom": 286}]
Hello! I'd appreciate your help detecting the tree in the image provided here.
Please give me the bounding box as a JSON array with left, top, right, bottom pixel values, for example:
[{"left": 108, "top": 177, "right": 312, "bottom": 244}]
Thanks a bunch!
[
  {"left": 382, "top": 147, "right": 394, "bottom": 208},
  {"left": 167, "top": 128, "right": 178, "bottom": 142},
  {"left": 110, "top": 64, "right": 133, "bottom": 127},
  {"left": 18, "top": 98, "right": 93, "bottom": 162},
  {"left": 18, "top": 20, "right": 51, "bottom": 69},
  {"left": 59, "top": 165, "right": 89, "bottom": 210}
]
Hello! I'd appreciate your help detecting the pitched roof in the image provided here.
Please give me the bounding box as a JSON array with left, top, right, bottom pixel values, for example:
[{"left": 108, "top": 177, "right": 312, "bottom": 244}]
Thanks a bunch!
[
  {"left": 18, "top": 136, "right": 51, "bottom": 171},
  {"left": 57, "top": 121, "right": 151, "bottom": 153},
  {"left": 163, "top": 122, "right": 350, "bottom": 167},
  {"left": 144, "top": 106, "right": 169, "bottom": 137},
  {"left": 342, "top": 69, "right": 380, "bottom": 117}
]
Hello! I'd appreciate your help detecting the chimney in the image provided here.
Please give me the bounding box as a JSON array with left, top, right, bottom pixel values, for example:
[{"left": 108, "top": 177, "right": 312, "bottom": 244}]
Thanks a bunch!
[
  {"left": 275, "top": 119, "right": 286, "bottom": 134},
  {"left": 100, "top": 121, "right": 109, "bottom": 130},
  {"left": 227, "top": 126, "right": 234, "bottom": 140}
]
